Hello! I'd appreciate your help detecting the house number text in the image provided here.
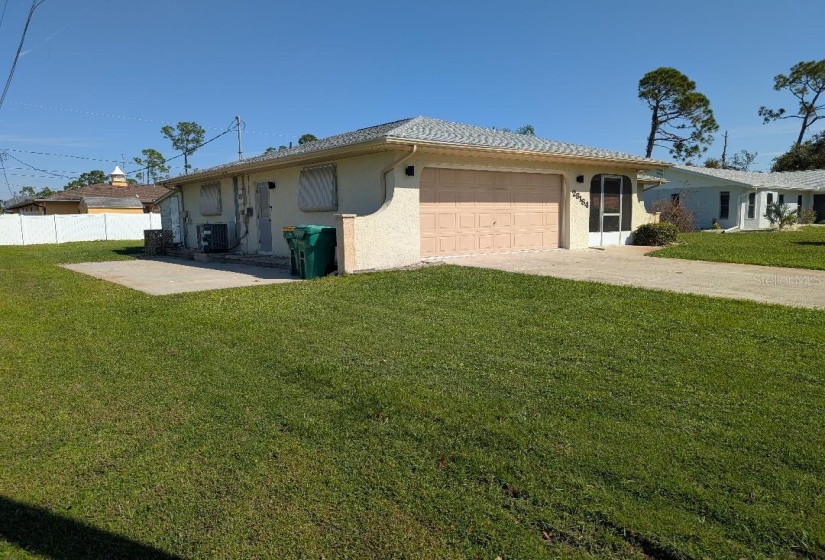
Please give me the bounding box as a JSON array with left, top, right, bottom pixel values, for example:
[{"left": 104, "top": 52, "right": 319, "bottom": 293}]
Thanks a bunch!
[{"left": 571, "top": 190, "right": 589, "bottom": 208}]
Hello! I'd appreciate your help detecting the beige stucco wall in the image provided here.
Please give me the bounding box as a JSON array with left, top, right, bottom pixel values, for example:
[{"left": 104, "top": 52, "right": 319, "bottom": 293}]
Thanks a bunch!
[
  {"left": 173, "top": 149, "right": 654, "bottom": 270},
  {"left": 42, "top": 201, "right": 80, "bottom": 215},
  {"left": 177, "top": 152, "right": 398, "bottom": 253},
  {"left": 348, "top": 153, "right": 652, "bottom": 271},
  {"left": 179, "top": 178, "right": 236, "bottom": 249}
]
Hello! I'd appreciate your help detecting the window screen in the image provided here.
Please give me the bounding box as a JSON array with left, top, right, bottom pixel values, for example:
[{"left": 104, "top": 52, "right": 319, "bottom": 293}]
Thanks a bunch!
[
  {"left": 200, "top": 183, "right": 222, "bottom": 216},
  {"left": 748, "top": 192, "right": 756, "bottom": 219},
  {"left": 298, "top": 165, "right": 337, "bottom": 212}
]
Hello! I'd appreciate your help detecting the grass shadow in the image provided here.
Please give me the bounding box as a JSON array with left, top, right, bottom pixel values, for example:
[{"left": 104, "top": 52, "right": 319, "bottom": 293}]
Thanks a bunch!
[
  {"left": 0, "top": 496, "right": 182, "bottom": 559},
  {"left": 113, "top": 245, "right": 145, "bottom": 257},
  {"left": 794, "top": 241, "right": 825, "bottom": 246}
]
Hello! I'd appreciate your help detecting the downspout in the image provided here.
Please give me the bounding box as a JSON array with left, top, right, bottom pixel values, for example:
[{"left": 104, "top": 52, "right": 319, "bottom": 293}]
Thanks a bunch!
[{"left": 381, "top": 145, "right": 417, "bottom": 203}]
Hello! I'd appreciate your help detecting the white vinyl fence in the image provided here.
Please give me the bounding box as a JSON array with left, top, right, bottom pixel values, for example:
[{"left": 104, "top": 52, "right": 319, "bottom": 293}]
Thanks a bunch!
[{"left": 0, "top": 213, "right": 162, "bottom": 246}]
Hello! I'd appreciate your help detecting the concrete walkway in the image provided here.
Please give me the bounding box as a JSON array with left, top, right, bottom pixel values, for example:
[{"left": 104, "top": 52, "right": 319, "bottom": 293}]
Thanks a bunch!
[
  {"left": 435, "top": 246, "right": 825, "bottom": 309},
  {"left": 62, "top": 257, "right": 298, "bottom": 295}
]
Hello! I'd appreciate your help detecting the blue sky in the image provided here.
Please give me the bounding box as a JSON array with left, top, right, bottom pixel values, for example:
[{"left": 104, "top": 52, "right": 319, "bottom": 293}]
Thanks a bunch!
[{"left": 0, "top": 0, "right": 822, "bottom": 196}]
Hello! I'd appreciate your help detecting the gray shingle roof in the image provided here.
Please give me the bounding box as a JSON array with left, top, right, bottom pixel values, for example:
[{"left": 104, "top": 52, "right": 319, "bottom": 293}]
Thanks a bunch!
[
  {"left": 165, "top": 116, "right": 666, "bottom": 183},
  {"left": 80, "top": 196, "right": 144, "bottom": 209},
  {"left": 672, "top": 165, "right": 825, "bottom": 191}
]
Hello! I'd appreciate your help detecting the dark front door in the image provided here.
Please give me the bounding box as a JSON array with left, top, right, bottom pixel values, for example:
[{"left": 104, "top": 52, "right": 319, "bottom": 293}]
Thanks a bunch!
[{"left": 813, "top": 194, "right": 825, "bottom": 224}]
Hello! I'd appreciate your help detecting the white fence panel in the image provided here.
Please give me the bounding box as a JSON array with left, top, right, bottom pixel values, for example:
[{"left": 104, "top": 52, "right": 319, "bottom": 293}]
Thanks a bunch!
[
  {"left": 55, "top": 214, "right": 107, "bottom": 243},
  {"left": 0, "top": 215, "right": 24, "bottom": 245},
  {"left": 0, "top": 213, "right": 163, "bottom": 245},
  {"left": 104, "top": 213, "right": 153, "bottom": 240},
  {"left": 21, "top": 216, "right": 57, "bottom": 245}
]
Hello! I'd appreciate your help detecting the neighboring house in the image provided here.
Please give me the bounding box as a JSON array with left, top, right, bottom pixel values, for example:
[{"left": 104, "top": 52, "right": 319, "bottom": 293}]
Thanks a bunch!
[
  {"left": 159, "top": 116, "right": 668, "bottom": 273},
  {"left": 4, "top": 167, "right": 169, "bottom": 216},
  {"left": 644, "top": 165, "right": 825, "bottom": 230}
]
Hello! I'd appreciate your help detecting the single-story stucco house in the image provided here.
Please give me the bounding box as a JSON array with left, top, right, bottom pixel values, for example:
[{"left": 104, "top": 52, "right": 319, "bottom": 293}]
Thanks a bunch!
[
  {"left": 644, "top": 165, "right": 825, "bottom": 230},
  {"left": 158, "top": 117, "right": 669, "bottom": 273}
]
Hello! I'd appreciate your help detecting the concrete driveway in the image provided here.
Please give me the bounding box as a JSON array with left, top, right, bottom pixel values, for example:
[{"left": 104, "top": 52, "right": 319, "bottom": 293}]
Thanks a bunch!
[
  {"left": 435, "top": 247, "right": 825, "bottom": 309},
  {"left": 62, "top": 257, "right": 298, "bottom": 295}
]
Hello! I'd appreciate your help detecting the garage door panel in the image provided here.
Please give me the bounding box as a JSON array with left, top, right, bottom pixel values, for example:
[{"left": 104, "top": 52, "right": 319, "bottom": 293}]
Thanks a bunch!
[
  {"left": 419, "top": 189, "right": 436, "bottom": 204},
  {"left": 495, "top": 234, "right": 512, "bottom": 249},
  {"left": 438, "top": 236, "right": 456, "bottom": 252},
  {"left": 437, "top": 214, "right": 456, "bottom": 229},
  {"left": 438, "top": 191, "right": 457, "bottom": 205},
  {"left": 459, "top": 213, "right": 475, "bottom": 228},
  {"left": 476, "top": 191, "right": 494, "bottom": 205},
  {"left": 458, "top": 235, "right": 476, "bottom": 251},
  {"left": 420, "top": 213, "right": 436, "bottom": 230},
  {"left": 495, "top": 213, "right": 512, "bottom": 228},
  {"left": 478, "top": 213, "right": 495, "bottom": 228},
  {"left": 420, "top": 168, "right": 561, "bottom": 257}
]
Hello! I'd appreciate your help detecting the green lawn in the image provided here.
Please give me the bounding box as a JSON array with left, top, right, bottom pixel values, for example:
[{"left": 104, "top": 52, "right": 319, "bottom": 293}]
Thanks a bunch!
[
  {"left": 649, "top": 226, "right": 825, "bottom": 270},
  {"left": 1, "top": 242, "right": 823, "bottom": 559}
]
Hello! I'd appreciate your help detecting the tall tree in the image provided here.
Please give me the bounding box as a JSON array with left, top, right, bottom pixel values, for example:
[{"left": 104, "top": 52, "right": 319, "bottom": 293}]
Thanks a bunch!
[
  {"left": 771, "top": 131, "right": 825, "bottom": 171},
  {"left": 64, "top": 170, "right": 107, "bottom": 190},
  {"left": 639, "top": 67, "right": 718, "bottom": 162},
  {"left": 514, "top": 124, "right": 536, "bottom": 136},
  {"left": 704, "top": 131, "right": 757, "bottom": 171},
  {"left": 161, "top": 122, "right": 205, "bottom": 174},
  {"left": 18, "top": 186, "right": 36, "bottom": 198},
  {"left": 758, "top": 60, "right": 825, "bottom": 147},
  {"left": 132, "top": 148, "right": 170, "bottom": 184},
  {"left": 298, "top": 133, "right": 317, "bottom": 145}
]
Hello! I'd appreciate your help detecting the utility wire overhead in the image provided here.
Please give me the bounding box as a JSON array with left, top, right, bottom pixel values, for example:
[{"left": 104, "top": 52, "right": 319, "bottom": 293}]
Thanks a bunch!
[
  {"left": 9, "top": 101, "right": 298, "bottom": 137},
  {"left": 0, "top": 153, "right": 13, "bottom": 196},
  {"left": 0, "top": 0, "right": 11, "bottom": 32},
  {"left": 0, "top": 0, "right": 45, "bottom": 113}
]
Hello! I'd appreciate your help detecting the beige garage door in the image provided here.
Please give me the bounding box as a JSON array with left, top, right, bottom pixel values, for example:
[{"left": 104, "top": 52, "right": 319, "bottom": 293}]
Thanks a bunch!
[{"left": 420, "top": 167, "right": 561, "bottom": 257}]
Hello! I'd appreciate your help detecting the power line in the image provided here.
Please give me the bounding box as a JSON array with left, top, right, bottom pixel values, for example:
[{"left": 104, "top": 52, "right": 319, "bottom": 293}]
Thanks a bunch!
[
  {"left": 0, "top": 0, "right": 10, "bottom": 32},
  {"left": 8, "top": 101, "right": 298, "bottom": 137},
  {"left": 0, "top": 153, "right": 13, "bottom": 196},
  {"left": 1, "top": 148, "right": 122, "bottom": 164},
  {"left": 0, "top": 0, "right": 45, "bottom": 113},
  {"left": 2, "top": 151, "right": 71, "bottom": 179}
]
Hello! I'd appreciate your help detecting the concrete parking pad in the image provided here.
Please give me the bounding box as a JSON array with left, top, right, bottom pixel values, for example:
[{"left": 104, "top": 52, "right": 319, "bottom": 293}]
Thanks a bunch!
[
  {"left": 61, "top": 257, "right": 299, "bottom": 295},
  {"left": 435, "top": 246, "right": 825, "bottom": 309}
]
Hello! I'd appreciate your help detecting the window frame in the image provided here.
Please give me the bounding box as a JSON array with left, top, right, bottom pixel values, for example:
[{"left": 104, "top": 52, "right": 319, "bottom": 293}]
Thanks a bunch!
[
  {"left": 719, "top": 191, "right": 730, "bottom": 219},
  {"left": 298, "top": 164, "right": 338, "bottom": 212},
  {"left": 747, "top": 192, "right": 756, "bottom": 219},
  {"left": 199, "top": 182, "right": 223, "bottom": 216}
]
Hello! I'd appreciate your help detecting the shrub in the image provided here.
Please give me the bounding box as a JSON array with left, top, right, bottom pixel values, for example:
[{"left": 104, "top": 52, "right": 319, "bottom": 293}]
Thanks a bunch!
[
  {"left": 763, "top": 202, "right": 798, "bottom": 230},
  {"left": 649, "top": 198, "right": 696, "bottom": 232},
  {"left": 799, "top": 209, "right": 818, "bottom": 225},
  {"left": 635, "top": 221, "right": 679, "bottom": 246}
]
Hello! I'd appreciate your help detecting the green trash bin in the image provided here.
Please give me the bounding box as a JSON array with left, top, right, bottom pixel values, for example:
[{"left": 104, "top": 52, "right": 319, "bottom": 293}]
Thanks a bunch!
[
  {"left": 293, "top": 225, "right": 337, "bottom": 279},
  {"left": 282, "top": 226, "right": 299, "bottom": 276}
]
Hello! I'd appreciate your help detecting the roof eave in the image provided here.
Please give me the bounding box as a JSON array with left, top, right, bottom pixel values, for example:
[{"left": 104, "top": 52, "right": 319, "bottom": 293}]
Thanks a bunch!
[
  {"left": 159, "top": 139, "right": 392, "bottom": 186},
  {"left": 669, "top": 167, "right": 815, "bottom": 191},
  {"left": 384, "top": 138, "right": 671, "bottom": 168}
]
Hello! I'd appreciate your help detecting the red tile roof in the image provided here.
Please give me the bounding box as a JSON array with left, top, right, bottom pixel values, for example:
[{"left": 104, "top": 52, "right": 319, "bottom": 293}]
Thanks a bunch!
[{"left": 38, "top": 184, "right": 170, "bottom": 203}]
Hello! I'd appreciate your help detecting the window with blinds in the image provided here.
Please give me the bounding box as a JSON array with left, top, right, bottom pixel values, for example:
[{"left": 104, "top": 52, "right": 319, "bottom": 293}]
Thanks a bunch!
[
  {"left": 200, "top": 183, "right": 222, "bottom": 216},
  {"left": 298, "top": 165, "right": 337, "bottom": 212}
]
